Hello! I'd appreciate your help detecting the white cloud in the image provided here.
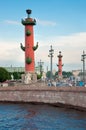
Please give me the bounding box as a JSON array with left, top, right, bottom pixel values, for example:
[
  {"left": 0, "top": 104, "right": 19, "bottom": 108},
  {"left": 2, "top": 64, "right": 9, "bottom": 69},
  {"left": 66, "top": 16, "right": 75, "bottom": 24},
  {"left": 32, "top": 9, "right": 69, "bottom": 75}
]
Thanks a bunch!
[
  {"left": 35, "top": 32, "right": 86, "bottom": 71},
  {"left": 4, "top": 20, "right": 20, "bottom": 25},
  {"left": 56, "top": 32, "right": 86, "bottom": 47},
  {"left": 0, "top": 32, "right": 85, "bottom": 71},
  {"left": 39, "top": 32, "right": 86, "bottom": 47},
  {"left": 0, "top": 40, "right": 24, "bottom": 67},
  {"left": 36, "top": 19, "right": 57, "bottom": 26},
  {"left": 4, "top": 19, "right": 57, "bottom": 26}
]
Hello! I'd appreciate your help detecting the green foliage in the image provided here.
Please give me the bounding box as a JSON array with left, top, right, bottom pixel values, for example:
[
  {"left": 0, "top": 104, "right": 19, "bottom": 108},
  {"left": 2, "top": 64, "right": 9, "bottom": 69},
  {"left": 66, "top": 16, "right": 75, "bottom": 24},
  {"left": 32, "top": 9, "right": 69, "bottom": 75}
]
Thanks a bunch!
[
  {"left": 12, "top": 72, "right": 19, "bottom": 79},
  {"left": 12, "top": 72, "right": 24, "bottom": 80},
  {"left": 55, "top": 71, "right": 58, "bottom": 76},
  {"left": 62, "top": 71, "right": 73, "bottom": 78},
  {"left": 0, "top": 67, "right": 11, "bottom": 82},
  {"left": 37, "top": 74, "right": 42, "bottom": 79},
  {"left": 54, "top": 71, "right": 73, "bottom": 79},
  {"left": 46, "top": 71, "right": 52, "bottom": 79}
]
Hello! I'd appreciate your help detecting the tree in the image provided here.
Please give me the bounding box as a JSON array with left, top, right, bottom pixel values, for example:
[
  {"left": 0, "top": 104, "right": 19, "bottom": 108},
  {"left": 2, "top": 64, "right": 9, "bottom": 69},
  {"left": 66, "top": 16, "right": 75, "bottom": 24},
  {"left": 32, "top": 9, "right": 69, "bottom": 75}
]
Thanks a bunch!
[
  {"left": 12, "top": 72, "right": 19, "bottom": 80},
  {"left": 37, "top": 74, "right": 42, "bottom": 79},
  {"left": 55, "top": 71, "right": 58, "bottom": 77},
  {"left": 54, "top": 71, "right": 73, "bottom": 79},
  {"left": 0, "top": 67, "right": 11, "bottom": 82},
  {"left": 62, "top": 71, "right": 73, "bottom": 78},
  {"left": 66, "top": 72, "right": 73, "bottom": 77},
  {"left": 11, "top": 72, "right": 24, "bottom": 80},
  {"left": 46, "top": 71, "right": 54, "bottom": 79}
]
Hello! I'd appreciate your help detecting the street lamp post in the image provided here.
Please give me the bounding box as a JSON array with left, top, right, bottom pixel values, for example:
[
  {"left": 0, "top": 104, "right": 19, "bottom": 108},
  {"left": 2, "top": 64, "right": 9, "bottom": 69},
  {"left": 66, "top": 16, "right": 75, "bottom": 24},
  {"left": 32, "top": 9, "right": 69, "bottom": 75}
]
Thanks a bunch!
[
  {"left": 81, "top": 50, "right": 86, "bottom": 82},
  {"left": 48, "top": 45, "right": 54, "bottom": 81},
  {"left": 38, "top": 60, "right": 44, "bottom": 75}
]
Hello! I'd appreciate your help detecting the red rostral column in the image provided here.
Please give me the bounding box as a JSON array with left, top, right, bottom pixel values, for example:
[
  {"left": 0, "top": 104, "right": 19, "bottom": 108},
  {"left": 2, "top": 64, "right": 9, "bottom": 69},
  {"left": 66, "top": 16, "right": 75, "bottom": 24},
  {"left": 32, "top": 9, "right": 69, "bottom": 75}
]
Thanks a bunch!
[
  {"left": 21, "top": 9, "right": 38, "bottom": 72},
  {"left": 57, "top": 51, "right": 63, "bottom": 77}
]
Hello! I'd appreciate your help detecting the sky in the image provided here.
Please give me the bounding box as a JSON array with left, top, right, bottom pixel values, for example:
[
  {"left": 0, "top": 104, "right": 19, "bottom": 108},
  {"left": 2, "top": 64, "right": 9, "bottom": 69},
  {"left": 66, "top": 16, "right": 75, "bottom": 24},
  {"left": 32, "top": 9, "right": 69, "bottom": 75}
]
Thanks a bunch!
[{"left": 0, "top": 0, "right": 86, "bottom": 72}]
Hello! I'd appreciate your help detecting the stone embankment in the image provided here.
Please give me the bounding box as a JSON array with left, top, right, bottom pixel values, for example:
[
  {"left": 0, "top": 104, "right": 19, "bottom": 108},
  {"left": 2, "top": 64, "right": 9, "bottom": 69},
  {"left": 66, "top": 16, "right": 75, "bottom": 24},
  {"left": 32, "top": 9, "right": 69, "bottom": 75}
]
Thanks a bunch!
[{"left": 0, "top": 82, "right": 86, "bottom": 111}]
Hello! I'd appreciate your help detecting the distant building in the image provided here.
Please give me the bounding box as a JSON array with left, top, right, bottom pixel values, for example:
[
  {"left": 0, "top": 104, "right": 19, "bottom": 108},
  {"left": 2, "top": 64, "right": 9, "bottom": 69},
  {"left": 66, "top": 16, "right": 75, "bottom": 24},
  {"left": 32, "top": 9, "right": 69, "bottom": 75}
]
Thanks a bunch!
[
  {"left": 72, "top": 70, "right": 81, "bottom": 77},
  {"left": 5, "top": 66, "right": 44, "bottom": 74},
  {"left": 52, "top": 69, "right": 56, "bottom": 75},
  {"left": 5, "top": 67, "right": 25, "bottom": 73},
  {"left": 71, "top": 70, "right": 82, "bottom": 83}
]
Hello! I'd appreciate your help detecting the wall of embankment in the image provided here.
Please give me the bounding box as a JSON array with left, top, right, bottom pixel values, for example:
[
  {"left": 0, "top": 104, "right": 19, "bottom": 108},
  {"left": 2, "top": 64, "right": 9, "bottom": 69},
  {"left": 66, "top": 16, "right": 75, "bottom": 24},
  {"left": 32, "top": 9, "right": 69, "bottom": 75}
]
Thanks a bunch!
[{"left": 0, "top": 83, "right": 86, "bottom": 111}]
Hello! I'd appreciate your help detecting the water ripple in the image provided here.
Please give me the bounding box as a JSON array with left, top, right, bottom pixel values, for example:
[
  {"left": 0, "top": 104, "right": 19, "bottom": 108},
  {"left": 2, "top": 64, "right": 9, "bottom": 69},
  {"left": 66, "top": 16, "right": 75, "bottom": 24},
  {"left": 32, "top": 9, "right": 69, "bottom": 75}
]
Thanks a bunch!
[{"left": 0, "top": 103, "right": 86, "bottom": 130}]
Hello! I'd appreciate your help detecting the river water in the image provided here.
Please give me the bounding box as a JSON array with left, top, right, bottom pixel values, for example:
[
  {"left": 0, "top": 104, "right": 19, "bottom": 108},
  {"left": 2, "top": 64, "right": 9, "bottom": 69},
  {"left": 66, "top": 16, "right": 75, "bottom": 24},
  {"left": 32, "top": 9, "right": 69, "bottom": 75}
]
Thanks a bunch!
[{"left": 0, "top": 103, "right": 86, "bottom": 130}]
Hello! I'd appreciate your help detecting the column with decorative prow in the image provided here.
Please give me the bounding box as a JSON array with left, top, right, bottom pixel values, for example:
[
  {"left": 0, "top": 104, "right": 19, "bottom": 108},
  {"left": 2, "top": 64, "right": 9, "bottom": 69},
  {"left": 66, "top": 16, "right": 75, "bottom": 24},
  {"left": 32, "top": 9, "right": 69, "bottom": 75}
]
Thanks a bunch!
[
  {"left": 20, "top": 9, "right": 38, "bottom": 84},
  {"left": 57, "top": 51, "right": 63, "bottom": 79}
]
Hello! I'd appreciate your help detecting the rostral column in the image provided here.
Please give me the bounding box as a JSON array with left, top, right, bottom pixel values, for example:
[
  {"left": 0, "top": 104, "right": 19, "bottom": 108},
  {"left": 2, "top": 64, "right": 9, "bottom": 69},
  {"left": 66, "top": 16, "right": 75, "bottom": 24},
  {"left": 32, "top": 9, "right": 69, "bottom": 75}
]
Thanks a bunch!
[
  {"left": 21, "top": 9, "right": 38, "bottom": 73},
  {"left": 57, "top": 51, "right": 63, "bottom": 78}
]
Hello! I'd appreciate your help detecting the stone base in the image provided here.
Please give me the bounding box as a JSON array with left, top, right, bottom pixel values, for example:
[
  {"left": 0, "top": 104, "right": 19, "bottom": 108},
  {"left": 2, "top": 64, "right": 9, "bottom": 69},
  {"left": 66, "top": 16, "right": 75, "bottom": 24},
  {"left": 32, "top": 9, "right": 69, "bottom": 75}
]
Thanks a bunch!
[{"left": 21, "top": 72, "right": 37, "bottom": 84}]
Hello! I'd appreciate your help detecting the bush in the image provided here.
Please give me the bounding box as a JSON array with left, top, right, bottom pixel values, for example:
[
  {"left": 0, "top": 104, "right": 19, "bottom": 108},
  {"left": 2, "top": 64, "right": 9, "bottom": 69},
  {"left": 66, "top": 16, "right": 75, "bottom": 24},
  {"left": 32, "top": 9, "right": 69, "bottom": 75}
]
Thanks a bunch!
[
  {"left": 37, "top": 74, "right": 42, "bottom": 79},
  {"left": 0, "top": 67, "right": 11, "bottom": 82}
]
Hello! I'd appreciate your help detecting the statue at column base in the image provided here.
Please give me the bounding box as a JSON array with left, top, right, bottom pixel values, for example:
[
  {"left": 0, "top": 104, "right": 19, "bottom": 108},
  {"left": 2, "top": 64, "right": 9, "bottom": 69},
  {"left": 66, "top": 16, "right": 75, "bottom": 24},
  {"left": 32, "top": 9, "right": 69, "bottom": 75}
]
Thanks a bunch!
[{"left": 22, "top": 72, "right": 37, "bottom": 84}]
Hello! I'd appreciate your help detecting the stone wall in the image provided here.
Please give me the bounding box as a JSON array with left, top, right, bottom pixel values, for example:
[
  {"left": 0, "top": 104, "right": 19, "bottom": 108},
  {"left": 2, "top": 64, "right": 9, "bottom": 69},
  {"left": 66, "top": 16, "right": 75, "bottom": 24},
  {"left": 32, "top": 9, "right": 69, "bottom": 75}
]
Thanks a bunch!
[{"left": 0, "top": 84, "right": 86, "bottom": 111}]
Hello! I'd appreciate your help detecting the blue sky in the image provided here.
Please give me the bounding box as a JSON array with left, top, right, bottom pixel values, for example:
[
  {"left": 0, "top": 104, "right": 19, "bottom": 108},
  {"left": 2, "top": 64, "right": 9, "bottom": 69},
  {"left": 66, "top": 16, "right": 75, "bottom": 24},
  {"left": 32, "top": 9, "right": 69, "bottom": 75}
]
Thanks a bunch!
[{"left": 0, "top": 0, "right": 86, "bottom": 72}]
